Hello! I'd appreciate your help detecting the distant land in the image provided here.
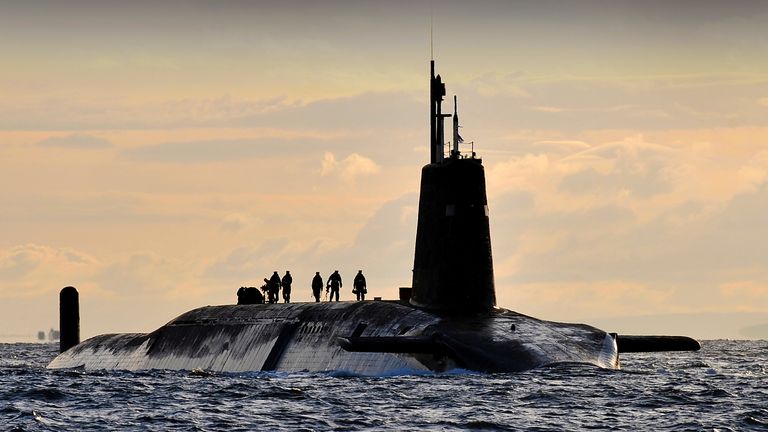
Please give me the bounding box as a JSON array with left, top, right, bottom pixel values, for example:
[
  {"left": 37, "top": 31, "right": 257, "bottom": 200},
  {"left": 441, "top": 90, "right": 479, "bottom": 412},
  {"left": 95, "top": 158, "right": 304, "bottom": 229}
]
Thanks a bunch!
[{"left": 0, "top": 334, "right": 41, "bottom": 344}]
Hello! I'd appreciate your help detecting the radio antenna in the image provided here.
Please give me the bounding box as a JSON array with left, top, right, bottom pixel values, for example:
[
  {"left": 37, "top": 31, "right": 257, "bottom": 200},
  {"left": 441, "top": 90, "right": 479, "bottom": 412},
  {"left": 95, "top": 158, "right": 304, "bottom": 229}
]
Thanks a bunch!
[{"left": 430, "top": 2, "right": 434, "bottom": 60}]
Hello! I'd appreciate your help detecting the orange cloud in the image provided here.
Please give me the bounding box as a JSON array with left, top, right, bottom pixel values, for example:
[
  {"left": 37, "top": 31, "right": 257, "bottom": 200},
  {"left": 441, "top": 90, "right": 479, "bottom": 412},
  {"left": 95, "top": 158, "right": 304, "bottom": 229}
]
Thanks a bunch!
[
  {"left": 720, "top": 280, "right": 768, "bottom": 298},
  {"left": 320, "top": 152, "right": 381, "bottom": 181}
]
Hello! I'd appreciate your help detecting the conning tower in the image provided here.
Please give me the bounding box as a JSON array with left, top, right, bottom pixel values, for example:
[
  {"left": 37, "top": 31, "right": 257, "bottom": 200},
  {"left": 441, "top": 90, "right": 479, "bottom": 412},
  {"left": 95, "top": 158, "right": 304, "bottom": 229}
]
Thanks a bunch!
[{"left": 410, "top": 60, "right": 496, "bottom": 313}]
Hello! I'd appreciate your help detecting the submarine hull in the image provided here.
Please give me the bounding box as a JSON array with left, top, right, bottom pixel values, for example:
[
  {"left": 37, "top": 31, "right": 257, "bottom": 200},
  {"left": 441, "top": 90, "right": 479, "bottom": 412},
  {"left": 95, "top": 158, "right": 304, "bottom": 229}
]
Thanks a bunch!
[{"left": 48, "top": 301, "right": 618, "bottom": 374}]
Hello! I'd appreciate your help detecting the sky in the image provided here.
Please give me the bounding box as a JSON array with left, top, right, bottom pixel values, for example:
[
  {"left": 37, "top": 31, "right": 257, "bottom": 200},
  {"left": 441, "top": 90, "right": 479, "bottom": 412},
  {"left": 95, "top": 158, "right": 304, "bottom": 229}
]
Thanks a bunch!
[{"left": 1, "top": 0, "right": 767, "bottom": 342}]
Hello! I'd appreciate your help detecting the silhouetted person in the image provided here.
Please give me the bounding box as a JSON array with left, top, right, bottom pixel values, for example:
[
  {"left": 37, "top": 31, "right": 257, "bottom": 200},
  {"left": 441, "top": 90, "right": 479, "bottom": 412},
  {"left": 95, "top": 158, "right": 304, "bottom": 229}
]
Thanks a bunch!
[
  {"left": 267, "top": 271, "right": 281, "bottom": 304},
  {"left": 281, "top": 271, "right": 292, "bottom": 303},
  {"left": 260, "top": 280, "right": 270, "bottom": 301},
  {"left": 353, "top": 270, "right": 367, "bottom": 301},
  {"left": 327, "top": 270, "right": 342, "bottom": 302},
  {"left": 312, "top": 272, "right": 323, "bottom": 302}
]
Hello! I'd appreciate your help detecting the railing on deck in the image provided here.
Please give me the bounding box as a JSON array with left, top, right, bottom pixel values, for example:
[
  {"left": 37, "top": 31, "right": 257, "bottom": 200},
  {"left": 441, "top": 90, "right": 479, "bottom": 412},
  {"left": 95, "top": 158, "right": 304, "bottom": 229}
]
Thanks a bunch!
[{"left": 443, "top": 141, "right": 477, "bottom": 159}]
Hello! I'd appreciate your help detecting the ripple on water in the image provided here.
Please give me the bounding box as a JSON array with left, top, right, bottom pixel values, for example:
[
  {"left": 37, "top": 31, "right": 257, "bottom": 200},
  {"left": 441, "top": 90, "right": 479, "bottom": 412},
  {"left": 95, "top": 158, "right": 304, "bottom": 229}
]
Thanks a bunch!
[
  {"left": 260, "top": 385, "right": 307, "bottom": 400},
  {"left": 743, "top": 414, "right": 768, "bottom": 427},
  {"left": 0, "top": 341, "right": 766, "bottom": 431},
  {"left": 16, "top": 388, "right": 68, "bottom": 402}
]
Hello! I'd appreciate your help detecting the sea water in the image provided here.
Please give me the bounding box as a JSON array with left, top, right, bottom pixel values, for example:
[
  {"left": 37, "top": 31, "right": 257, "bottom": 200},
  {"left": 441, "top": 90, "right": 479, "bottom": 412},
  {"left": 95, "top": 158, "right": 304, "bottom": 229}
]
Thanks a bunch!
[{"left": 1, "top": 340, "right": 766, "bottom": 431}]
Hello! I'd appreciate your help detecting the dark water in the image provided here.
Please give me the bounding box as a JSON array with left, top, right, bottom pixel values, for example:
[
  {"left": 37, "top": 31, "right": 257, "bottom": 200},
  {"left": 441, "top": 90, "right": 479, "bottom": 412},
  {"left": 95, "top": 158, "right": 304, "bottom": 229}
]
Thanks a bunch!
[{"left": 1, "top": 341, "right": 766, "bottom": 431}]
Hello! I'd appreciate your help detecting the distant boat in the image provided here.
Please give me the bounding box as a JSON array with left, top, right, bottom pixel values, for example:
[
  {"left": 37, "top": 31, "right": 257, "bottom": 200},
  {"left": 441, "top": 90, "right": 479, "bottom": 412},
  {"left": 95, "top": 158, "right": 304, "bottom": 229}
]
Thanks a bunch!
[{"left": 48, "top": 60, "right": 699, "bottom": 374}]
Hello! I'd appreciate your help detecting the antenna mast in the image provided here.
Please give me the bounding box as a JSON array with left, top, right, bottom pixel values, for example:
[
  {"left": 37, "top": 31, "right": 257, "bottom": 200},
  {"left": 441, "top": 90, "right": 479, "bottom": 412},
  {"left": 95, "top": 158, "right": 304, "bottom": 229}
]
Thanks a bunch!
[
  {"left": 430, "top": 1, "right": 434, "bottom": 61},
  {"left": 428, "top": 8, "right": 451, "bottom": 163},
  {"left": 430, "top": 60, "right": 450, "bottom": 164}
]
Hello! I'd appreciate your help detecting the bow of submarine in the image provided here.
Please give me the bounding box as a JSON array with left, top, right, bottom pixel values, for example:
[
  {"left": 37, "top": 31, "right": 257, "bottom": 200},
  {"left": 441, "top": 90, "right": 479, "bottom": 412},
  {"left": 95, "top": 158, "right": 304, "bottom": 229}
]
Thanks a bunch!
[{"left": 339, "top": 307, "right": 620, "bottom": 372}]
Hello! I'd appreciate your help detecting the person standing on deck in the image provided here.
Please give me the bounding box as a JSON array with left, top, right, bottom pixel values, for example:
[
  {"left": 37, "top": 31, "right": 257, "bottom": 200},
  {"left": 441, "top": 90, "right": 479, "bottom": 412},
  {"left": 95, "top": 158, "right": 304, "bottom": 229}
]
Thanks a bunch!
[
  {"left": 281, "top": 271, "right": 293, "bottom": 303},
  {"left": 327, "top": 270, "right": 342, "bottom": 302},
  {"left": 311, "top": 272, "right": 323, "bottom": 302},
  {"left": 268, "top": 271, "right": 281, "bottom": 304},
  {"left": 353, "top": 270, "right": 367, "bottom": 301}
]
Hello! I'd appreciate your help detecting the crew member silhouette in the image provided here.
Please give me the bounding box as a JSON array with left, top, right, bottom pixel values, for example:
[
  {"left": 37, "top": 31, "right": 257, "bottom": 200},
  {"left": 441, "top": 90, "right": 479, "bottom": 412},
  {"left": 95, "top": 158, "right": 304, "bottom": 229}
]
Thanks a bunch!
[
  {"left": 311, "top": 272, "right": 323, "bottom": 302},
  {"left": 268, "top": 271, "right": 281, "bottom": 304},
  {"left": 281, "top": 271, "right": 293, "bottom": 303},
  {"left": 327, "top": 270, "right": 342, "bottom": 302},
  {"left": 260, "top": 279, "right": 270, "bottom": 301},
  {"left": 353, "top": 270, "right": 367, "bottom": 301}
]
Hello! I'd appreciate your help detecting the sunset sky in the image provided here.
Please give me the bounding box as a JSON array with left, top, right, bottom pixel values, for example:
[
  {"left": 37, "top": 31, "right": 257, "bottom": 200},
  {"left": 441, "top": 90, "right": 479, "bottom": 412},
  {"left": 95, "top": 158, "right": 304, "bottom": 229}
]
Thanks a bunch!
[{"left": 2, "top": 0, "right": 767, "bottom": 341}]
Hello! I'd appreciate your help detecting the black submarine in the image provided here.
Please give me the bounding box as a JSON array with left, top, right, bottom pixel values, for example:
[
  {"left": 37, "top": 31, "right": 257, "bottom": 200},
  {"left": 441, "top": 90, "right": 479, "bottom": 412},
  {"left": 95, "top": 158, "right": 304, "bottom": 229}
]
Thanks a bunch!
[{"left": 48, "top": 61, "right": 699, "bottom": 374}]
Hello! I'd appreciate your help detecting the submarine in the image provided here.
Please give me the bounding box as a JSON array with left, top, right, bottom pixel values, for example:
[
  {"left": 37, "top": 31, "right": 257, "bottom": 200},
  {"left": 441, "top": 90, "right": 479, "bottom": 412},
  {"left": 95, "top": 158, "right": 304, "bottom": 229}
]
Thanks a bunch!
[{"left": 48, "top": 61, "right": 699, "bottom": 374}]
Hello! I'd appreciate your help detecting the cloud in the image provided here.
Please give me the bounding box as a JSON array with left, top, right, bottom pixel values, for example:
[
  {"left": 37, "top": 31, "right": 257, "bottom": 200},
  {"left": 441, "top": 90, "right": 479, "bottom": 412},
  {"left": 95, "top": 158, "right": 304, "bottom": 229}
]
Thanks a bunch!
[
  {"left": 36, "top": 134, "right": 113, "bottom": 149},
  {"left": 481, "top": 130, "right": 768, "bottom": 325},
  {"left": 0, "top": 90, "right": 424, "bottom": 133},
  {"left": 10, "top": 72, "right": 767, "bottom": 137},
  {"left": 534, "top": 140, "right": 591, "bottom": 151},
  {"left": 202, "top": 192, "right": 418, "bottom": 299},
  {"left": 119, "top": 130, "right": 406, "bottom": 167},
  {"left": 203, "top": 239, "right": 293, "bottom": 284},
  {"left": 467, "top": 72, "right": 531, "bottom": 99},
  {"left": 534, "top": 106, "right": 566, "bottom": 113},
  {"left": 220, "top": 213, "right": 257, "bottom": 233},
  {"left": 455, "top": 73, "right": 768, "bottom": 133},
  {"left": 736, "top": 150, "right": 768, "bottom": 194},
  {"left": 720, "top": 280, "right": 768, "bottom": 298},
  {"left": 122, "top": 138, "right": 278, "bottom": 163},
  {"left": 347, "top": 193, "right": 417, "bottom": 259},
  {"left": 493, "top": 185, "right": 768, "bottom": 320},
  {"left": 558, "top": 162, "right": 672, "bottom": 198},
  {"left": 320, "top": 152, "right": 380, "bottom": 181},
  {"left": 0, "top": 242, "right": 232, "bottom": 336},
  {"left": 0, "top": 241, "right": 211, "bottom": 303},
  {"left": 3, "top": 193, "right": 198, "bottom": 225},
  {"left": 0, "top": 244, "right": 99, "bottom": 298},
  {"left": 501, "top": 280, "right": 675, "bottom": 319},
  {"left": 236, "top": 91, "right": 423, "bottom": 131},
  {"left": 92, "top": 252, "right": 183, "bottom": 296},
  {"left": 488, "top": 133, "right": 766, "bottom": 222}
]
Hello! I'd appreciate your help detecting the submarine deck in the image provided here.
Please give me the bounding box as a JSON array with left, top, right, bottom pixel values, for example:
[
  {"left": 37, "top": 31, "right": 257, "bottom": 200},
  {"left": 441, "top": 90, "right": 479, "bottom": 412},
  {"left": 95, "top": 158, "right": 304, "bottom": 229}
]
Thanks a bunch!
[{"left": 48, "top": 300, "right": 618, "bottom": 374}]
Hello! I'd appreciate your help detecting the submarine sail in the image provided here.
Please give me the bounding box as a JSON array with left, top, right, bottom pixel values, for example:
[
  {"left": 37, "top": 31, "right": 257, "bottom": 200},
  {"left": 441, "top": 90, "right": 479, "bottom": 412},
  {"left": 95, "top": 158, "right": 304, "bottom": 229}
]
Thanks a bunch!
[
  {"left": 48, "top": 60, "right": 699, "bottom": 374},
  {"left": 411, "top": 60, "right": 495, "bottom": 313}
]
